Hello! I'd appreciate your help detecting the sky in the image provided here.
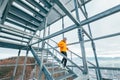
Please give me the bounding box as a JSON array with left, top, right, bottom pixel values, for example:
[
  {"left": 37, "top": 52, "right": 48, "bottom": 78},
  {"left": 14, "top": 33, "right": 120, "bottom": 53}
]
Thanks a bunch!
[{"left": 0, "top": 0, "right": 120, "bottom": 59}]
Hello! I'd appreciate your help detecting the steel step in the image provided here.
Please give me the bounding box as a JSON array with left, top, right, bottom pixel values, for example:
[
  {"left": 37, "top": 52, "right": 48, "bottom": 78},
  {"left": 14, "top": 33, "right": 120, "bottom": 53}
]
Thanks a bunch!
[
  {"left": 55, "top": 73, "right": 74, "bottom": 80},
  {"left": 50, "top": 69, "right": 67, "bottom": 75},
  {"left": 47, "top": 65, "right": 59, "bottom": 69},
  {"left": 44, "top": 62, "right": 57, "bottom": 65}
]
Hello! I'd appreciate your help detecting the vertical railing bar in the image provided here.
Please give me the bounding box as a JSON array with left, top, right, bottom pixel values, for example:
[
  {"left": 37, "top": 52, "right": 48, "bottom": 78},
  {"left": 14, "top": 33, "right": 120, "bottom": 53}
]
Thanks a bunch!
[{"left": 21, "top": 47, "right": 29, "bottom": 80}]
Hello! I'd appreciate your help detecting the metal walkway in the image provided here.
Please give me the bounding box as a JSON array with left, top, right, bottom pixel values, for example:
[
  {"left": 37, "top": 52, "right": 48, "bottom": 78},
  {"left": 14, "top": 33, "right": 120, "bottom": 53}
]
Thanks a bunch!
[{"left": 0, "top": 0, "right": 120, "bottom": 80}]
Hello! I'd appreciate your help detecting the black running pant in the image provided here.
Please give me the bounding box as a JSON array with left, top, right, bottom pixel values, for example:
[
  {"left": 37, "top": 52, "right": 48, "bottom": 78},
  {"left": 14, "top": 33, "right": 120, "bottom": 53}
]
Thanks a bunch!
[{"left": 61, "top": 51, "right": 67, "bottom": 67}]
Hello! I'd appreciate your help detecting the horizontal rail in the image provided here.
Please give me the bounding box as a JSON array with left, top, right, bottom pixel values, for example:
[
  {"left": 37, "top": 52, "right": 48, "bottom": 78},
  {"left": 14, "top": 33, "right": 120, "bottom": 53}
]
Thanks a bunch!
[{"left": 0, "top": 63, "right": 35, "bottom": 67}]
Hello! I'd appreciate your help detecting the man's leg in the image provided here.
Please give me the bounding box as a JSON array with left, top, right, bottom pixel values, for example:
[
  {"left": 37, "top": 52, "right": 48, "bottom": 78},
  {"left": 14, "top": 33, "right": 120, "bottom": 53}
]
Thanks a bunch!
[
  {"left": 63, "top": 52, "right": 67, "bottom": 67},
  {"left": 61, "top": 51, "right": 65, "bottom": 64},
  {"left": 61, "top": 57, "right": 65, "bottom": 64}
]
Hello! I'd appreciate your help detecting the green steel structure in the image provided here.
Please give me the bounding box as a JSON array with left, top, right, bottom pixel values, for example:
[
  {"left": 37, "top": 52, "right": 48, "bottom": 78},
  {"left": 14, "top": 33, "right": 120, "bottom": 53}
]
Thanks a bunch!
[{"left": 0, "top": 0, "right": 120, "bottom": 80}]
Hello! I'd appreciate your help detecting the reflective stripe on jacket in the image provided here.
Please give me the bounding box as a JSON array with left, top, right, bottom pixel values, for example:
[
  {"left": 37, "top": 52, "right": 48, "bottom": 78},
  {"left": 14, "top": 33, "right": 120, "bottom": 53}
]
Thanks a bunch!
[{"left": 58, "top": 40, "right": 68, "bottom": 52}]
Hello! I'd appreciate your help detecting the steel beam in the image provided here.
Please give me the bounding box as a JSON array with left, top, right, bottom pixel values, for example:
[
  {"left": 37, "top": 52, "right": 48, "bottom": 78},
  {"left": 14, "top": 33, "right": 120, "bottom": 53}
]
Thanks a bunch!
[
  {"left": 30, "top": 4, "right": 120, "bottom": 45},
  {"left": 54, "top": 0, "right": 80, "bottom": 26},
  {"left": 74, "top": 0, "right": 89, "bottom": 75},
  {"left": 47, "top": 0, "right": 91, "bottom": 26},
  {"left": 68, "top": 32, "right": 120, "bottom": 46},
  {"left": 81, "top": 4, "right": 120, "bottom": 25}
]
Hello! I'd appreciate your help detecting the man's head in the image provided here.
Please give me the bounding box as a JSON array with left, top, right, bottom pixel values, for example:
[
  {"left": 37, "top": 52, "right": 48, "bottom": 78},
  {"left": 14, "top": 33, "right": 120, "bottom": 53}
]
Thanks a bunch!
[{"left": 63, "top": 37, "right": 67, "bottom": 41}]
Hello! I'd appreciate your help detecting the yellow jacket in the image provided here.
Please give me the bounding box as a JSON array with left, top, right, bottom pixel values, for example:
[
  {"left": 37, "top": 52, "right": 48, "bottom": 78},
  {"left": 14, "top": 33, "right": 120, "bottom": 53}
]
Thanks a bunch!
[{"left": 58, "top": 40, "right": 68, "bottom": 52}]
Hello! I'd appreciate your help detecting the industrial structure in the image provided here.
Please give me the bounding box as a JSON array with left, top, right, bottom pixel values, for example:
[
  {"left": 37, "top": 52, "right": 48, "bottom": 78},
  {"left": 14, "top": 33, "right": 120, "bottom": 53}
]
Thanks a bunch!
[{"left": 0, "top": 0, "right": 120, "bottom": 80}]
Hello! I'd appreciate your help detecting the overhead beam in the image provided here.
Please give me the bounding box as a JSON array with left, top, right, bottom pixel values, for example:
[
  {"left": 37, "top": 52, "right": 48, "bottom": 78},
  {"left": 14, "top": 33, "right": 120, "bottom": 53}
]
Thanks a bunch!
[
  {"left": 54, "top": 0, "right": 93, "bottom": 41},
  {"left": 54, "top": 0, "right": 80, "bottom": 26},
  {"left": 31, "top": 4, "right": 120, "bottom": 45}
]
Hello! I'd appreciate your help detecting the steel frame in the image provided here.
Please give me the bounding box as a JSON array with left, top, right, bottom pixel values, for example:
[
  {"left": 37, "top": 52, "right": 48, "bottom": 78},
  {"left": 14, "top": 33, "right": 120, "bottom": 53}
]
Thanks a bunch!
[{"left": 0, "top": 0, "right": 120, "bottom": 80}]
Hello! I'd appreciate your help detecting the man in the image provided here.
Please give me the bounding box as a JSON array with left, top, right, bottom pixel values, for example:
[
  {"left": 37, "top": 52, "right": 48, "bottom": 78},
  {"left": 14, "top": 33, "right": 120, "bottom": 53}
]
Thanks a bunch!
[{"left": 58, "top": 37, "right": 68, "bottom": 68}]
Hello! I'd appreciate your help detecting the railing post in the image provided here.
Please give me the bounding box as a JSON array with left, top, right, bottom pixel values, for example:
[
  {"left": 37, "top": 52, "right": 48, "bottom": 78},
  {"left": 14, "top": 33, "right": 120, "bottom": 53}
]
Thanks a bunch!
[
  {"left": 21, "top": 47, "right": 29, "bottom": 80},
  {"left": 11, "top": 49, "right": 21, "bottom": 80},
  {"left": 39, "top": 17, "right": 47, "bottom": 80}
]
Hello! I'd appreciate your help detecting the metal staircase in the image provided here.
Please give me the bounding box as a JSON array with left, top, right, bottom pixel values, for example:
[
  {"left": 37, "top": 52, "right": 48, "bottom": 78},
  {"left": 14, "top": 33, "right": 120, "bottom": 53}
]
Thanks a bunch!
[
  {"left": 0, "top": 0, "right": 120, "bottom": 80},
  {"left": 30, "top": 41, "right": 80, "bottom": 80}
]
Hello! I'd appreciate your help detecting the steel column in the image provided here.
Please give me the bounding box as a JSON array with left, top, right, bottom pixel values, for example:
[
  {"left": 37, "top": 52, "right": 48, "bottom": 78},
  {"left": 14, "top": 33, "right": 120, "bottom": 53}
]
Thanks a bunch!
[
  {"left": 79, "top": 0, "right": 102, "bottom": 79},
  {"left": 74, "top": 0, "right": 88, "bottom": 76}
]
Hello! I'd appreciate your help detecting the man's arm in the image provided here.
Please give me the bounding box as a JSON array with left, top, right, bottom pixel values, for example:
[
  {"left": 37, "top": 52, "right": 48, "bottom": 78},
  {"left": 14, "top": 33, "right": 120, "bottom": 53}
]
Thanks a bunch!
[{"left": 58, "top": 41, "right": 64, "bottom": 48}]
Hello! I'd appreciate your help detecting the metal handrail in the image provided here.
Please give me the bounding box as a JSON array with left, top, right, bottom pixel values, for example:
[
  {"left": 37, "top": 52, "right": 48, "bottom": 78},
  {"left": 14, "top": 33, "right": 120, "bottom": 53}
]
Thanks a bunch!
[
  {"left": 30, "top": 46, "right": 54, "bottom": 80},
  {"left": 68, "top": 50, "right": 96, "bottom": 67},
  {"left": 49, "top": 39, "right": 96, "bottom": 67},
  {"left": 44, "top": 41, "right": 84, "bottom": 72}
]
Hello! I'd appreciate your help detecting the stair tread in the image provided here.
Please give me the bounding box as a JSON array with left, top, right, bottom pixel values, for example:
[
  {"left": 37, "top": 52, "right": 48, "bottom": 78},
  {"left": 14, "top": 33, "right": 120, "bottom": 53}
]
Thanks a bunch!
[
  {"left": 55, "top": 73, "right": 74, "bottom": 80},
  {"left": 50, "top": 69, "right": 67, "bottom": 74},
  {"left": 44, "top": 62, "right": 57, "bottom": 65},
  {"left": 47, "top": 66, "right": 59, "bottom": 69}
]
